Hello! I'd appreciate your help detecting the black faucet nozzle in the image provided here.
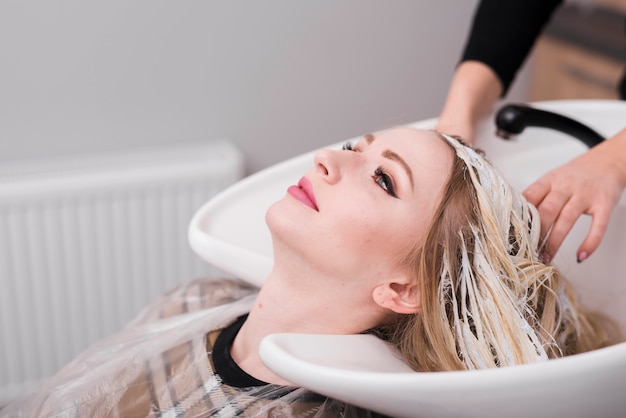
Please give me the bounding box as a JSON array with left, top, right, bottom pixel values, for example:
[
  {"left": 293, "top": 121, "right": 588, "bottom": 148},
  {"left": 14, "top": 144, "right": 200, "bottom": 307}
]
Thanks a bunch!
[{"left": 495, "top": 104, "right": 604, "bottom": 148}]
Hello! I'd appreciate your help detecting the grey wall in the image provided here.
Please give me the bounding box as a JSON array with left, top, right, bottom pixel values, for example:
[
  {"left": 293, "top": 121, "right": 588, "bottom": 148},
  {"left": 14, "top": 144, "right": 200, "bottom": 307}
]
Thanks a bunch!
[{"left": 0, "top": 1, "right": 530, "bottom": 173}]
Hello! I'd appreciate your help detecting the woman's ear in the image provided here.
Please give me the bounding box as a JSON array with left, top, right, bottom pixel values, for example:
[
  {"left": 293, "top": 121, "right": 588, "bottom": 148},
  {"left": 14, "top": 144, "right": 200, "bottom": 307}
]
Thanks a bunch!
[{"left": 372, "top": 278, "right": 420, "bottom": 314}]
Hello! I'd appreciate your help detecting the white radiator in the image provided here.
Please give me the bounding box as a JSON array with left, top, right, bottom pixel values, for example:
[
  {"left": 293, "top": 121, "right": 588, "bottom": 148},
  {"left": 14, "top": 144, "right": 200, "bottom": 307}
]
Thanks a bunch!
[{"left": 0, "top": 140, "right": 244, "bottom": 404}]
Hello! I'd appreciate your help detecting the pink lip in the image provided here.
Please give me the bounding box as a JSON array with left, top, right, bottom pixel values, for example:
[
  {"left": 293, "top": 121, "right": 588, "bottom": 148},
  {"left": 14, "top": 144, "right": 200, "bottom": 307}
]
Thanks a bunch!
[{"left": 287, "top": 177, "right": 318, "bottom": 211}]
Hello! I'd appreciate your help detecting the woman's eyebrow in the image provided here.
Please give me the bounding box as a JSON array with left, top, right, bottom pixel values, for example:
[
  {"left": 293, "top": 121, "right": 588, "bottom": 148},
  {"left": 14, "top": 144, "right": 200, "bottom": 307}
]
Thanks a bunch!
[
  {"left": 362, "top": 134, "right": 414, "bottom": 189},
  {"left": 383, "top": 150, "right": 414, "bottom": 189}
]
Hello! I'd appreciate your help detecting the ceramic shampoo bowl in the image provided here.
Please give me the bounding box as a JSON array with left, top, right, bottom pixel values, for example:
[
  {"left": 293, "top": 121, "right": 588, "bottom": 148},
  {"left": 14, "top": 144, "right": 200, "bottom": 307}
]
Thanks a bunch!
[{"left": 189, "top": 100, "right": 626, "bottom": 418}]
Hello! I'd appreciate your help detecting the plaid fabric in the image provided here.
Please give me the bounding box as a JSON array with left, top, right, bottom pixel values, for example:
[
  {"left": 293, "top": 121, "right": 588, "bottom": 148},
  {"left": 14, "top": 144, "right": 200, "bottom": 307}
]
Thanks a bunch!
[{"left": 128, "top": 279, "right": 348, "bottom": 417}]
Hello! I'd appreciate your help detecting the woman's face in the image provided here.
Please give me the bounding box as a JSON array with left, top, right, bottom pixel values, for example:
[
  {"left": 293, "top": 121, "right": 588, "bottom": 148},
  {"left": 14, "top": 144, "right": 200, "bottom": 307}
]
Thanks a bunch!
[{"left": 266, "top": 128, "right": 454, "bottom": 284}]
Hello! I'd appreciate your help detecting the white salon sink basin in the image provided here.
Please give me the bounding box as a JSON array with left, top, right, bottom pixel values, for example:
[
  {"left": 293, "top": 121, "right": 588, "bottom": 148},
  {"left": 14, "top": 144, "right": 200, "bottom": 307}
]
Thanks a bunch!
[
  {"left": 260, "top": 333, "right": 626, "bottom": 418},
  {"left": 190, "top": 100, "right": 626, "bottom": 418}
]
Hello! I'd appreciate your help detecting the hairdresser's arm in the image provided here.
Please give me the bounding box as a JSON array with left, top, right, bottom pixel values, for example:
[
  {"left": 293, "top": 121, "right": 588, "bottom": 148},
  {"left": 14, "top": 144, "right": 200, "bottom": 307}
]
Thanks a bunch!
[
  {"left": 525, "top": 128, "right": 626, "bottom": 262},
  {"left": 435, "top": 61, "right": 502, "bottom": 144},
  {"left": 436, "top": 0, "right": 563, "bottom": 144}
]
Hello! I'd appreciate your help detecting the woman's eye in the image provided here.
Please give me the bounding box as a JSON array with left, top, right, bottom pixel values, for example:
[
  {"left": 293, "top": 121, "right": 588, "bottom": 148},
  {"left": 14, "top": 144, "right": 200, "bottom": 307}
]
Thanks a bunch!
[
  {"left": 373, "top": 167, "right": 397, "bottom": 198},
  {"left": 342, "top": 142, "right": 354, "bottom": 151}
]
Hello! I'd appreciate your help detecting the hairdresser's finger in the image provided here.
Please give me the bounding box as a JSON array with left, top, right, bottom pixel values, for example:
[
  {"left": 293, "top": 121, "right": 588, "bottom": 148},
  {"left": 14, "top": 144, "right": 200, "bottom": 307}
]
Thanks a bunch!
[
  {"left": 522, "top": 179, "right": 551, "bottom": 207},
  {"left": 533, "top": 189, "right": 570, "bottom": 244},
  {"left": 576, "top": 205, "right": 612, "bottom": 263},
  {"left": 542, "top": 197, "right": 583, "bottom": 261}
]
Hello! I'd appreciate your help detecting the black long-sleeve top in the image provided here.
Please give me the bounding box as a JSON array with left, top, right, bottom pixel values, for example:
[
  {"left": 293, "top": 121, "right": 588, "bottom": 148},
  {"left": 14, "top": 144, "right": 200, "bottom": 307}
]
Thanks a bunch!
[{"left": 461, "top": 0, "right": 626, "bottom": 99}]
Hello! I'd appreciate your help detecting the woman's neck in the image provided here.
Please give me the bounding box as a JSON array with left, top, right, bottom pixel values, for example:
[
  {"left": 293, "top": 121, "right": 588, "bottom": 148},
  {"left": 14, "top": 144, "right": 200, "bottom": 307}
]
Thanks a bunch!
[{"left": 229, "top": 266, "right": 382, "bottom": 385}]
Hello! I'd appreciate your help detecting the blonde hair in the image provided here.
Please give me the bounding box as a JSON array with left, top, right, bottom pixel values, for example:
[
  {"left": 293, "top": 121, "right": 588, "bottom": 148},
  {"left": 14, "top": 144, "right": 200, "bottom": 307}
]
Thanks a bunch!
[{"left": 387, "top": 132, "right": 622, "bottom": 372}]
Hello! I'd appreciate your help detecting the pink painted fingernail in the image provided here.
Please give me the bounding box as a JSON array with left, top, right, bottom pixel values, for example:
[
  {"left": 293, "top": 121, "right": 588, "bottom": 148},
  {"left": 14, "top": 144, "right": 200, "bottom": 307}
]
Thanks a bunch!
[{"left": 577, "top": 252, "right": 588, "bottom": 263}]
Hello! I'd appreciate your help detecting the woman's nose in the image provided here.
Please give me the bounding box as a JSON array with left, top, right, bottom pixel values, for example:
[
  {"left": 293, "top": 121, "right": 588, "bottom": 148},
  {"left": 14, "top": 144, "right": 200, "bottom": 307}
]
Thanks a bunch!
[{"left": 313, "top": 149, "right": 344, "bottom": 184}]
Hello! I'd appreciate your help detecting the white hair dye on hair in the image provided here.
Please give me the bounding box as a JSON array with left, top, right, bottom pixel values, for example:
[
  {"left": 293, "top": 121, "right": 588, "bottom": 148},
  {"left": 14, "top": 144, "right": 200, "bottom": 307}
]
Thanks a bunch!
[{"left": 436, "top": 132, "right": 562, "bottom": 368}]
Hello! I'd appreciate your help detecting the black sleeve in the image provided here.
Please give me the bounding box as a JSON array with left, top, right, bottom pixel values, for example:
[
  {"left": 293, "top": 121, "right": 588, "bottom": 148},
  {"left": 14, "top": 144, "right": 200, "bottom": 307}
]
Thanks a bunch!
[{"left": 461, "top": 0, "right": 564, "bottom": 96}]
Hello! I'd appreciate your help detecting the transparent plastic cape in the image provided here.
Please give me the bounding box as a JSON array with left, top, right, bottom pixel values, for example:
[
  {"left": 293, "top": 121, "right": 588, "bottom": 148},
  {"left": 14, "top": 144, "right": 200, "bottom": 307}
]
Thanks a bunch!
[{"left": 1, "top": 278, "right": 382, "bottom": 417}]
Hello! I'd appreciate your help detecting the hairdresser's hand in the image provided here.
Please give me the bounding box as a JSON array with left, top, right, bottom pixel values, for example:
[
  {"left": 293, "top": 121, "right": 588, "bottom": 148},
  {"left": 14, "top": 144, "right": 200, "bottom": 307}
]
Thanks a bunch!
[
  {"left": 435, "top": 119, "right": 476, "bottom": 145},
  {"left": 524, "top": 129, "right": 626, "bottom": 262},
  {"left": 436, "top": 62, "right": 503, "bottom": 145}
]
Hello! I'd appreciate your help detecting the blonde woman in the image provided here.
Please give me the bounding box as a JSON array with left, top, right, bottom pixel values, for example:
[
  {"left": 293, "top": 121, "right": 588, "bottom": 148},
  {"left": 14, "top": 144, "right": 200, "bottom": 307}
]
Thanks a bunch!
[{"left": 3, "top": 128, "right": 620, "bottom": 417}]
